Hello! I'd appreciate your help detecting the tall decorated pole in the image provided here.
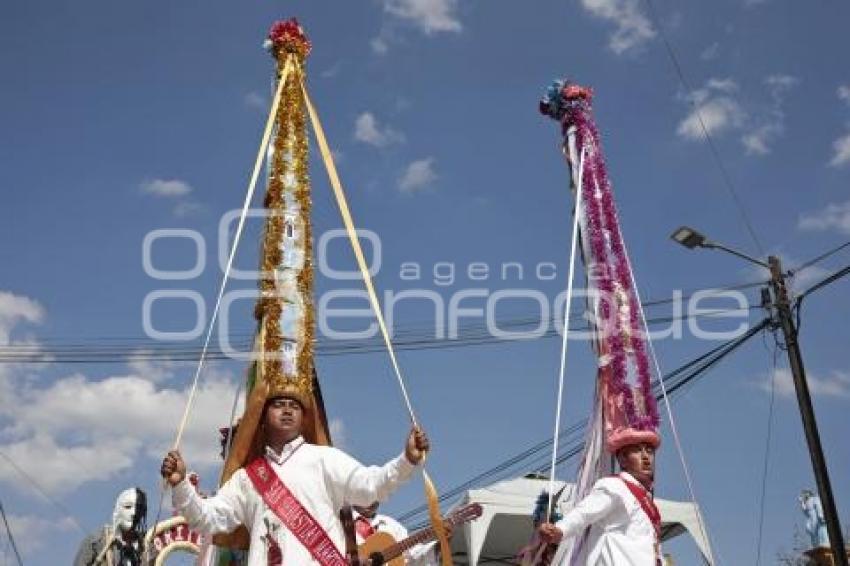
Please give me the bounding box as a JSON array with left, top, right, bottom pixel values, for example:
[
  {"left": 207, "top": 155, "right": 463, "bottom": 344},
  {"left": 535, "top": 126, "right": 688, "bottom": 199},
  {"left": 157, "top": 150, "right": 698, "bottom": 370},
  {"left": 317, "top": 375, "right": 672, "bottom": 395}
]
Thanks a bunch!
[
  {"left": 156, "top": 16, "right": 454, "bottom": 564},
  {"left": 256, "top": 19, "right": 317, "bottom": 410},
  {"left": 215, "top": 18, "right": 332, "bottom": 552},
  {"left": 529, "top": 81, "right": 663, "bottom": 565},
  {"left": 186, "top": 17, "right": 454, "bottom": 562}
]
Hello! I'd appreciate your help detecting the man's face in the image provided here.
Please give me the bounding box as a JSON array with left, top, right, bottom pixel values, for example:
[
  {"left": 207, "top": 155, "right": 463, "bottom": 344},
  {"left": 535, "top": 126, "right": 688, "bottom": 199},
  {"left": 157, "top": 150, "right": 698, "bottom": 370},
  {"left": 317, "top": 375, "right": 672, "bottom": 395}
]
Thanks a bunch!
[
  {"left": 264, "top": 396, "right": 304, "bottom": 442},
  {"left": 112, "top": 489, "right": 137, "bottom": 532},
  {"left": 617, "top": 442, "right": 655, "bottom": 486},
  {"left": 353, "top": 501, "right": 379, "bottom": 519}
]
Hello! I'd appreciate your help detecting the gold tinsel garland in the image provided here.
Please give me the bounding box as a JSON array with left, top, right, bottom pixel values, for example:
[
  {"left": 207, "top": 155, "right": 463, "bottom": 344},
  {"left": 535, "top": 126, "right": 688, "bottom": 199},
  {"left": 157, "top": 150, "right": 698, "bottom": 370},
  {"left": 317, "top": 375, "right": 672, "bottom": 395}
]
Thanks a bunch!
[
  {"left": 293, "top": 58, "right": 315, "bottom": 389},
  {"left": 256, "top": 52, "right": 314, "bottom": 401}
]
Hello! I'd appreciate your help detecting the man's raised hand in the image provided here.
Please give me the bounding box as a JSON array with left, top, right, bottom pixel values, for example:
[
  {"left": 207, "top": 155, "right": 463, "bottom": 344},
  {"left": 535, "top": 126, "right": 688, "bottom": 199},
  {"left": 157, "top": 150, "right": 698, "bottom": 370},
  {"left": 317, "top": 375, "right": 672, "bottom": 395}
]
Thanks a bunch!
[
  {"left": 538, "top": 522, "right": 564, "bottom": 544},
  {"left": 161, "top": 450, "right": 187, "bottom": 487},
  {"left": 404, "top": 426, "right": 430, "bottom": 465}
]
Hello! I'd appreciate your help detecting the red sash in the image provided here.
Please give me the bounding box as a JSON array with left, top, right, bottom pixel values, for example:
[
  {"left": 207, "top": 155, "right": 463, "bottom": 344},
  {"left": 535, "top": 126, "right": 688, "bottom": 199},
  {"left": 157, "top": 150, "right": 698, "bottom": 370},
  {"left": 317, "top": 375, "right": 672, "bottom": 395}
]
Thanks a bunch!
[
  {"left": 620, "top": 476, "right": 662, "bottom": 564},
  {"left": 245, "top": 457, "right": 348, "bottom": 566}
]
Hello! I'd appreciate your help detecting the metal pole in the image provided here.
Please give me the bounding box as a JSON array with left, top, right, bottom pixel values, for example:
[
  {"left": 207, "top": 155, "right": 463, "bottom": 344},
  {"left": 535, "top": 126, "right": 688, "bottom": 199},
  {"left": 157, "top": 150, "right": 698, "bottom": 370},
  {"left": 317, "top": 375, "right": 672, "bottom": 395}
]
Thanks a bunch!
[
  {"left": 769, "top": 255, "right": 847, "bottom": 565},
  {"left": 707, "top": 242, "right": 770, "bottom": 269}
]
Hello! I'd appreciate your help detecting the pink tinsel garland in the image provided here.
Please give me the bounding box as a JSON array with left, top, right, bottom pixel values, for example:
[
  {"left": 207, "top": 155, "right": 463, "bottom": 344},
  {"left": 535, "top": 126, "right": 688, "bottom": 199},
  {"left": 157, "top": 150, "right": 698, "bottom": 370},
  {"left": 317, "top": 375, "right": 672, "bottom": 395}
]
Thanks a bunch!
[{"left": 542, "top": 81, "right": 659, "bottom": 431}]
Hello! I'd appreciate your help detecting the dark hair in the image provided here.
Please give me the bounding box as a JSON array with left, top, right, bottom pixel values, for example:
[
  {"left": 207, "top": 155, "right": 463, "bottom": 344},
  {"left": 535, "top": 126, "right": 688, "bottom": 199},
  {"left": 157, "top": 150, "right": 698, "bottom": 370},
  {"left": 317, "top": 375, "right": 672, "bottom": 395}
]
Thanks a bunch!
[{"left": 131, "top": 487, "right": 147, "bottom": 535}]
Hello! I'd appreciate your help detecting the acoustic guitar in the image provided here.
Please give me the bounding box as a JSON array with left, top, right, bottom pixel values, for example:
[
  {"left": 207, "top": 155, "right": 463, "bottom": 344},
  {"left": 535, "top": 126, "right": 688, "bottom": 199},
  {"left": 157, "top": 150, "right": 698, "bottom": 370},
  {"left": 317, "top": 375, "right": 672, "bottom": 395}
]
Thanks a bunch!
[{"left": 358, "top": 503, "right": 483, "bottom": 566}]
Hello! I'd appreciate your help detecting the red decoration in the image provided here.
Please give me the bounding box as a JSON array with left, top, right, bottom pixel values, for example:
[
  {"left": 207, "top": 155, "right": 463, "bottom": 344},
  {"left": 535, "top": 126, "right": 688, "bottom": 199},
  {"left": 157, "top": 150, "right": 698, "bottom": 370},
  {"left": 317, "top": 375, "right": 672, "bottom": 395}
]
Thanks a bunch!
[
  {"left": 562, "top": 84, "right": 593, "bottom": 101},
  {"left": 267, "top": 18, "right": 311, "bottom": 58}
]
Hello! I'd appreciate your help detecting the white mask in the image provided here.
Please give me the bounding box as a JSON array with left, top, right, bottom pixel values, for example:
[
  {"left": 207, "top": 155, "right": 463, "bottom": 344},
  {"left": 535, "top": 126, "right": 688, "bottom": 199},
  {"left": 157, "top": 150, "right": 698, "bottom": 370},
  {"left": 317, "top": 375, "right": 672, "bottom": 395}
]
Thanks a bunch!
[{"left": 112, "top": 488, "right": 137, "bottom": 533}]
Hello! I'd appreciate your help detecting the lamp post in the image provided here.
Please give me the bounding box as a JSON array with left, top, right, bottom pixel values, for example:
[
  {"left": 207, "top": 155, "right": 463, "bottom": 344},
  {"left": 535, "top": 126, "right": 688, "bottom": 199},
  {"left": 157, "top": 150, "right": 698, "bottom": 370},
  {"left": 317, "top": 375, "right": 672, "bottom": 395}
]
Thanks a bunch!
[{"left": 670, "top": 226, "right": 847, "bottom": 566}]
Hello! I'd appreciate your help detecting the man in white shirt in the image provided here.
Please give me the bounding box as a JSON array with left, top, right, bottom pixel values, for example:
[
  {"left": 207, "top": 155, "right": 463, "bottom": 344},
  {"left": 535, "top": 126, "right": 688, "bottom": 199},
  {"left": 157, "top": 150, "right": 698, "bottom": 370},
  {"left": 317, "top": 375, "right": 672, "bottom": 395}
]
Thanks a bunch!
[
  {"left": 352, "top": 501, "right": 440, "bottom": 565},
  {"left": 161, "top": 395, "right": 429, "bottom": 566},
  {"left": 537, "top": 441, "right": 661, "bottom": 566}
]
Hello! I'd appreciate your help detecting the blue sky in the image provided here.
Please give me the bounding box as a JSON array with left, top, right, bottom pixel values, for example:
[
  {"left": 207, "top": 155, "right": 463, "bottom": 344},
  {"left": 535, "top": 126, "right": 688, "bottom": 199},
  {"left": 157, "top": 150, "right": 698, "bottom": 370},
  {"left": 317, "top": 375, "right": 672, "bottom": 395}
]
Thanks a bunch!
[{"left": 1, "top": 0, "right": 849, "bottom": 563}]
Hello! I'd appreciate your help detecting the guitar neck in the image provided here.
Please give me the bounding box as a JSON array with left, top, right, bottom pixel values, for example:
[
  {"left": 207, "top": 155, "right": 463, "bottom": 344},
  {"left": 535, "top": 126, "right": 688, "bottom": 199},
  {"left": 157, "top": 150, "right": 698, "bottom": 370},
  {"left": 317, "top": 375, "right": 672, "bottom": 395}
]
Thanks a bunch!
[
  {"left": 363, "top": 504, "right": 482, "bottom": 564},
  {"left": 383, "top": 525, "right": 437, "bottom": 558},
  {"left": 381, "top": 515, "right": 463, "bottom": 561}
]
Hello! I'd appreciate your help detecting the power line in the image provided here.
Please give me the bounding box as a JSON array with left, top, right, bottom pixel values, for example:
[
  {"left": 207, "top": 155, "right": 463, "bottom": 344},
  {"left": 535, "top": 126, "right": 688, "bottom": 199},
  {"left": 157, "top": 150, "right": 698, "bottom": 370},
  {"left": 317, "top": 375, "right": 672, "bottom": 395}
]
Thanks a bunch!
[
  {"left": 407, "top": 318, "right": 769, "bottom": 528},
  {"left": 0, "top": 451, "right": 86, "bottom": 535},
  {"left": 3, "top": 277, "right": 769, "bottom": 349},
  {"left": 641, "top": 0, "right": 765, "bottom": 255},
  {"left": 0, "top": 500, "right": 23, "bottom": 566},
  {"left": 798, "top": 263, "right": 850, "bottom": 300},
  {"left": 790, "top": 240, "right": 850, "bottom": 276},
  {"left": 0, "top": 307, "right": 761, "bottom": 364},
  {"left": 398, "top": 318, "right": 770, "bottom": 525}
]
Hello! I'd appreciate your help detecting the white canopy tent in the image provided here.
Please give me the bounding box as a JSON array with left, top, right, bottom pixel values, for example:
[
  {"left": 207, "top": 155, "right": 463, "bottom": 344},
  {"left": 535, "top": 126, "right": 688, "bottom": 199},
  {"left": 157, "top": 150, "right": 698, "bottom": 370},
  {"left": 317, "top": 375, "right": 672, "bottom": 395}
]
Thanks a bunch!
[{"left": 445, "top": 476, "right": 714, "bottom": 565}]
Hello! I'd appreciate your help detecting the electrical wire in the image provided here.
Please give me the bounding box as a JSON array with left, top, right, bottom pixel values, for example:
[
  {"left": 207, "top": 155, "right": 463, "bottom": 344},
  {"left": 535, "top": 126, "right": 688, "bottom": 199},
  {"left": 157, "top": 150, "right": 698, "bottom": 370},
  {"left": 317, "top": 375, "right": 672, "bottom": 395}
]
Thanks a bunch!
[
  {"left": 0, "top": 279, "right": 769, "bottom": 351},
  {"left": 789, "top": 240, "right": 850, "bottom": 276},
  {"left": 0, "top": 501, "right": 23, "bottom": 566},
  {"left": 0, "top": 451, "right": 86, "bottom": 535},
  {"left": 797, "top": 264, "right": 850, "bottom": 300},
  {"left": 398, "top": 318, "right": 770, "bottom": 526},
  {"left": 641, "top": 0, "right": 765, "bottom": 256},
  {"left": 0, "top": 306, "right": 762, "bottom": 364}
]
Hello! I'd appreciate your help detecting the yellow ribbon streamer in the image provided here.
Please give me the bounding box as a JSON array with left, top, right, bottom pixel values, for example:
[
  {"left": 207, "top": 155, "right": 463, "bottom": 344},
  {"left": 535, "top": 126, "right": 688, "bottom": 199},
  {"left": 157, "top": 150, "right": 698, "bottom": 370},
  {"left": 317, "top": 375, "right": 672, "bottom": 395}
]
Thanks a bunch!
[
  {"left": 299, "top": 71, "right": 452, "bottom": 565},
  {"left": 172, "top": 54, "right": 294, "bottom": 451},
  {"left": 424, "top": 469, "right": 453, "bottom": 566},
  {"left": 149, "top": 56, "right": 296, "bottom": 556},
  {"left": 298, "top": 71, "right": 416, "bottom": 423}
]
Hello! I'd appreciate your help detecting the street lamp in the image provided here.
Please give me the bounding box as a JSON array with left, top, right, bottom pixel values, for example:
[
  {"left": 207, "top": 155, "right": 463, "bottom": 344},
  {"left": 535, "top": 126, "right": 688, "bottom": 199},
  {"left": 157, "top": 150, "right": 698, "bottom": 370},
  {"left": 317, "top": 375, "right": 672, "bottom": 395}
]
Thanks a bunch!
[
  {"left": 670, "top": 226, "right": 770, "bottom": 269},
  {"left": 670, "top": 225, "right": 848, "bottom": 566}
]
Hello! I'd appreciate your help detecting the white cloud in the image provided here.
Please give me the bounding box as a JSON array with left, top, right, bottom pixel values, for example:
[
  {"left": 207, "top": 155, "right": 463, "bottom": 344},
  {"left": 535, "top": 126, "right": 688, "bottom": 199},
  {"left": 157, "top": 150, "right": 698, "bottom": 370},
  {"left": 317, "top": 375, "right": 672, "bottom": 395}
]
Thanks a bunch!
[
  {"left": 127, "top": 354, "right": 179, "bottom": 384},
  {"left": 5, "top": 513, "right": 78, "bottom": 554},
  {"left": 173, "top": 200, "right": 205, "bottom": 217},
  {"left": 829, "top": 133, "right": 850, "bottom": 168},
  {"left": 139, "top": 178, "right": 203, "bottom": 216},
  {"left": 786, "top": 264, "right": 829, "bottom": 294},
  {"left": 354, "top": 112, "right": 405, "bottom": 147},
  {"left": 243, "top": 91, "right": 267, "bottom": 111},
  {"left": 766, "top": 74, "right": 798, "bottom": 91},
  {"left": 741, "top": 74, "right": 798, "bottom": 155},
  {"left": 0, "top": 433, "right": 137, "bottom": 494},
  {"left": 0, "top": 292, "right": 241, "bottom": 496},
  {"left": 321, "top": 63, "right": 341, "bottom": 79},
  {"left": 0, "top": 372, "right": 241, "bottom": 494},
  {"left": 382, "top": 0, "right": 462, "bottom": 35},
  {"left": 744, "top": 253, "right": 828, "bottom": 295},
  {"left": 838, "top": 85, "right": 850, "bottom": 105},
  {"left": 677, "top": 75, "right": 796, "bottom": 154},
  {"left": 764, "top": 368, "right": 850, "bottom": 400},
  {"left": 579, "top": 0, "right": 656, "bottom": 55},
  {"left": 828, "top": 86, "right": 850, "bottom": 167},
  {"left": 371, "top": 37, "right": 389, "bottom": 55},
  {"left": 705, "top": 78, "right": 738, "bottom": 93},
  {"left": 700, "top": 42, "right": 720, "bottom": 61},
  {"left": 741, "top": 128, "right": 772, "bottom": 155},
  {"left": 799, "top": 199, "right": 850, "bottom": 235},
  {"left": 139, "top": 179, "right": 193, "bottom": 198},
  {"left": 677, "top": 83, "right": 745, "bottom": 140},
  {"left": 0, "top": 291, "right": 44, "bottom": 345},
  {"left": 399, "top": 158, "right": 437, "bottom": 194}
]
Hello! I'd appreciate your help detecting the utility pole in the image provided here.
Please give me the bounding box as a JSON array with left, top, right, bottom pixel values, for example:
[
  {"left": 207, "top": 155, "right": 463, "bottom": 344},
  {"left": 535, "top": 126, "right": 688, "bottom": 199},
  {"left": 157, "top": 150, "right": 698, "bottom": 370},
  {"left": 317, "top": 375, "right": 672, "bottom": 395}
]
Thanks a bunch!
[{"left": 768, "top": 255, "right": 847, "bottom": 566}]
